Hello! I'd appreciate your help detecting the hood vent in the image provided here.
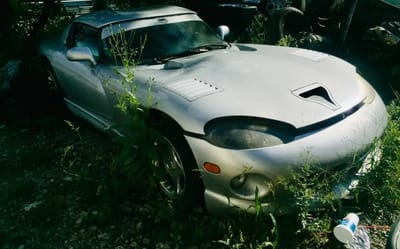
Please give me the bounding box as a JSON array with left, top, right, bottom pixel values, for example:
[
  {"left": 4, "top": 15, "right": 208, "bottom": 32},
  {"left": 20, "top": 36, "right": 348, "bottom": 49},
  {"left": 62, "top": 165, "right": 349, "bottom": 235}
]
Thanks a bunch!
[
  {"left": 293, "top": 83, "right": 340, "bottom": 110},
  {"left": 165, "top": 79, "right": 223, "bottom": 101}
]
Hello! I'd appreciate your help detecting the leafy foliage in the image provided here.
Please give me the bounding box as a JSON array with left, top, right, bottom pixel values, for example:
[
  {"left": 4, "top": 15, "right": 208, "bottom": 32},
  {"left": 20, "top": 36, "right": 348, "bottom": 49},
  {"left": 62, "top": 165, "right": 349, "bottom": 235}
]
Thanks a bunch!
[
  {"left": 277, "top": 34, "right": 299, "bottom": 47},
  {"left": 217, "top": 197, "right": 279, "bottom": 249},
  {"left": 356, "top": 93, "right": 400, "bottom": 214},
  {"left": 240, "top": 14, "right": 267, "bottom": 44},
  {"left": 274, "top": 160, "right": 340, "bottom": 247}
]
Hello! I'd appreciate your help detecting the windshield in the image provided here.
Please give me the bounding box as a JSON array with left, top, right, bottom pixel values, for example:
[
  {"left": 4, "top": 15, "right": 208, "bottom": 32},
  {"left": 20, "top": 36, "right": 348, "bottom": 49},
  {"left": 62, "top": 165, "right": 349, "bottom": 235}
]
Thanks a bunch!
[{"left": 103, "top": 20, "right": 226, "bottom": 65}]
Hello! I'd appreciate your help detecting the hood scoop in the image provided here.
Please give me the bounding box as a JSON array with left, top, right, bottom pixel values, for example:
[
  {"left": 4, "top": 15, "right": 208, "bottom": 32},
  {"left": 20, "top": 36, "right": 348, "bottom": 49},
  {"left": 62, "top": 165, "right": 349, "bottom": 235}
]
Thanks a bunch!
[
  {"left": 292, "top": 83, "right": 340, "bottom": 110},
  {"left": 165, "top": 79, "right": 223, "bottom": 101}
]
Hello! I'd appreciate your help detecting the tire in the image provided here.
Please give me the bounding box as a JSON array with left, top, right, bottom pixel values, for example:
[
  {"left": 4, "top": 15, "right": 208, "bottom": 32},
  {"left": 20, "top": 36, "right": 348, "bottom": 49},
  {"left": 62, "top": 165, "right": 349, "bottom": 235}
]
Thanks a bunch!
[
  {"left": 387, "top": 217, "right": 400, "bottom": 249},
  {"left": 152, "top": 125, "right": 204, "bottom": 210},
  {"left": 37, "top": 60, "right": 65, "bottom": 113},
  {"left": 40, "top": 60, "right": 63, "bottom": 100}
]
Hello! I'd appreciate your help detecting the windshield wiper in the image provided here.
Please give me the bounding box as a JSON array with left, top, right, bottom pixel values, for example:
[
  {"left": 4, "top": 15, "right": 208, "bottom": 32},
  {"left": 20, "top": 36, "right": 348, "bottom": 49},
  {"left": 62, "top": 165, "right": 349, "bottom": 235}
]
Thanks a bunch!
[
  {"left": 191, "top": 43, "right": 229, "bottom": 51},
  {"left": 152, "top": 50, "right": 201, "bottom": 64},
  {"left": 152, "top": 43, "right": 229, "bottom": 64}
]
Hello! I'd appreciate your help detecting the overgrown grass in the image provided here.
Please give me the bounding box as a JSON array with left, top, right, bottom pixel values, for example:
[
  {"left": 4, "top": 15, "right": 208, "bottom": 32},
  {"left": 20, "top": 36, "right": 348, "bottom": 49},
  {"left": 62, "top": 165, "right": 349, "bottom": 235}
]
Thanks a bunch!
[
  {"left": 29, "top": 79, "right": 395, "bottom": 249},
  {"left": 356, "top": 93, "right": 400, "bottom": 215}
]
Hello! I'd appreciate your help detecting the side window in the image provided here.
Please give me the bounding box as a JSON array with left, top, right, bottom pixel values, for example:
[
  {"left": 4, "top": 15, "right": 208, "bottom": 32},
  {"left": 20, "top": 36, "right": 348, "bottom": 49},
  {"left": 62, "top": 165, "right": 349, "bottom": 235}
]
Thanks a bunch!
[{"left": 72, "top": 24, "right": 99, "bottom": 59}]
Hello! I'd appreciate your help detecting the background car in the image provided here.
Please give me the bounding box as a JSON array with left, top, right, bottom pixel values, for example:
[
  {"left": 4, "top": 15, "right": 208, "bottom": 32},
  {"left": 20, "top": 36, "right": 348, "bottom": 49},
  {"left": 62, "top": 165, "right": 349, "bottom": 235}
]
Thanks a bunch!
[{"left": 38, "top": 5, "right": 388, "bottom": 214}]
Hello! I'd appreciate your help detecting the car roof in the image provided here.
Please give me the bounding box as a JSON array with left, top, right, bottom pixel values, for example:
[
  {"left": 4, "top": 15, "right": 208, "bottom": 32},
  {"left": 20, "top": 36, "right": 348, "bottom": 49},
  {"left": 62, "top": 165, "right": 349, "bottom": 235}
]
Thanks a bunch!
[{"left": 74, "top": 5, "right": 197, "bottom": 29}]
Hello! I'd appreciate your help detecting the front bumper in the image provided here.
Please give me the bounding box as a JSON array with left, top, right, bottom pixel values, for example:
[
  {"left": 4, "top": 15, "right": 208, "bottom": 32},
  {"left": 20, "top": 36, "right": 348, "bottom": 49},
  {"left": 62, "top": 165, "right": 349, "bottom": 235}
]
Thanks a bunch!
[{"left": 184, "top": 93, "right": 388, "bottom": 215}]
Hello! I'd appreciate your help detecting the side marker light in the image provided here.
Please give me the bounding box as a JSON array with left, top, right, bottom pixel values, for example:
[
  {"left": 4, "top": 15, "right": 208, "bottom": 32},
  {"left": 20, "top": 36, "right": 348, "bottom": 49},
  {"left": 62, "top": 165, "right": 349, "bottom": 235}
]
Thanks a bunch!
[{"left": 204, "top": 162, "right": 221, "bottom": 174}]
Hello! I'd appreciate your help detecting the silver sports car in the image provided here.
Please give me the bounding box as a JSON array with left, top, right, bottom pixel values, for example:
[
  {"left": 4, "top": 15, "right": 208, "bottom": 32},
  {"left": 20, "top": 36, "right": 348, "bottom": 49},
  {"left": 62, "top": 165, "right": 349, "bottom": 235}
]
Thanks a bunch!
[{"left": 38, "top": 5, "right": 388, "bottom": 214}]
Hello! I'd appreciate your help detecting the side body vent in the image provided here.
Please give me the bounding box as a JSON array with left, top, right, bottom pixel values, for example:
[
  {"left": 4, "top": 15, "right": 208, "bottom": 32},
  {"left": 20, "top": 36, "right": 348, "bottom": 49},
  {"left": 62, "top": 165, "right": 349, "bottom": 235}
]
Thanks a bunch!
[{"left": 292, "top": 83, "right": 340, "bottom": 110}]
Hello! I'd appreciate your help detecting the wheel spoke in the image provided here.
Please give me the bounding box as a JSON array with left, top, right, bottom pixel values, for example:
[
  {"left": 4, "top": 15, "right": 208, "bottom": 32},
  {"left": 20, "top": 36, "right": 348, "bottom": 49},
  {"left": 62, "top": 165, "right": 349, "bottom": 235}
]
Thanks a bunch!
[{"left": 158, "top": 137, "right": 186, "bottom": 199}]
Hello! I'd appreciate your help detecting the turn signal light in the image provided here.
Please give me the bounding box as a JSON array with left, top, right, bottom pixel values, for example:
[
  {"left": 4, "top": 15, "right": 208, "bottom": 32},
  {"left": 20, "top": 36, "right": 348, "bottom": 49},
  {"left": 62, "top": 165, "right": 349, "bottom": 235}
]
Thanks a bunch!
[{"left": 204, "top": 162, "right": 221, "bottom": 174}]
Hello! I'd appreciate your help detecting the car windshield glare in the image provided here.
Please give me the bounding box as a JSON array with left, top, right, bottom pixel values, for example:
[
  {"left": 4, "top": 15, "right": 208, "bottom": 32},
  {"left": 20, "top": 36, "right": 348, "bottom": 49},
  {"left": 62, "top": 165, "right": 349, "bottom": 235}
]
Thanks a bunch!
[{"left": 103, "top": 20, "right": 226, "bottom": 65}]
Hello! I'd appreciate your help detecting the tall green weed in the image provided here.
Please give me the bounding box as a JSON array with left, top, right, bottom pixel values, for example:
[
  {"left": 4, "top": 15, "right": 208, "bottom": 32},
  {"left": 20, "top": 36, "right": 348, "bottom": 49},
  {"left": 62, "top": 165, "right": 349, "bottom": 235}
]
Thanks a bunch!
[{"left": 356, "top": 94, "right": 400, "bottom": 214}]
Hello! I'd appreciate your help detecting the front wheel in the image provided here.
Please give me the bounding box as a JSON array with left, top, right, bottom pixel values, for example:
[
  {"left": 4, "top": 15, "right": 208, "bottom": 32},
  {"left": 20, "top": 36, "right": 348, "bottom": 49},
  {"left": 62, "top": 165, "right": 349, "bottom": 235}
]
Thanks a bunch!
[{"left": 152, "top": 127, "right": 204, "bottom": 210}]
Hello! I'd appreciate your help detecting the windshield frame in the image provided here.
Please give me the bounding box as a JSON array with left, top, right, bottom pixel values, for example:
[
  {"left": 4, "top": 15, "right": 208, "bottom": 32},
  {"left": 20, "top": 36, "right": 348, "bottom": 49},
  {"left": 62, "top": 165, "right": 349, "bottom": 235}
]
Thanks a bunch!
[{"left": 100, "top": 14, "right": 227, "bottom": 65}]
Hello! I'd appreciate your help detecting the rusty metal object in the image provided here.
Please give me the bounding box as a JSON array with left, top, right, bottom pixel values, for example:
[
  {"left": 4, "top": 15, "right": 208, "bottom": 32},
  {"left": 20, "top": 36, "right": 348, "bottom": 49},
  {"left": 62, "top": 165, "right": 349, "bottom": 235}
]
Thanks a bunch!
[
  {"left": 364, "top": 21, "right": 400, "bottom": 47},
  {"left": 277, "top": 6, "right": 304, "bottom": 38},
  {"left": 263, "top": 0, "right": 305, "bottom": 43},
  {"left": 264, "top": 6, "right": 303, "bottom": 43}
]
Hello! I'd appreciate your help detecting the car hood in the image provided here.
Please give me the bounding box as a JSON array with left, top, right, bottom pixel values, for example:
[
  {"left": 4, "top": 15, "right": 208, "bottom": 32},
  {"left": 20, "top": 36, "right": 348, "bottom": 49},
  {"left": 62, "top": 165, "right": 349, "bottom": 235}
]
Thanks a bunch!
[{"left": 141, "top": 44, "right": 369, "bottom": 133}]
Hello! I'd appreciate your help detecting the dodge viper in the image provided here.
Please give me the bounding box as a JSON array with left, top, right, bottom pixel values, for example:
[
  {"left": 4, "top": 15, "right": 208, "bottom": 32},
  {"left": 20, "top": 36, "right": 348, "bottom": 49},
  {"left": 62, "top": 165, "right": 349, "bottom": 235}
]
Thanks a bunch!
[{"left": 38, "top": 5, "right": 388, "bottom": 214}]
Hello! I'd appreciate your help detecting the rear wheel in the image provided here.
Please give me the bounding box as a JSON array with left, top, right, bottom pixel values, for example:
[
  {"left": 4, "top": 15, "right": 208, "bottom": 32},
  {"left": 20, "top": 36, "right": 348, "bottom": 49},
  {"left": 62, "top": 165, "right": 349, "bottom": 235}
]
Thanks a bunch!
[
  {"left": 40, "top": 60, "right": 63, "bottom": 100},
  {"left": 37, "top": 60, "right": 65, "bottom": 113}
]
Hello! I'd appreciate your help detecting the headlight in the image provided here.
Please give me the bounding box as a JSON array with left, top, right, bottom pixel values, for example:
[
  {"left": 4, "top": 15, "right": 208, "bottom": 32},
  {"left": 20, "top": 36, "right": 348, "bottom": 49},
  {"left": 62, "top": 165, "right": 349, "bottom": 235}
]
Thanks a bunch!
[
  {"left": 356, "top": 73, "right": 376, "bottom": 104},
  {"left": 204, "top": 117, "right": 296, "bottom": 149}
]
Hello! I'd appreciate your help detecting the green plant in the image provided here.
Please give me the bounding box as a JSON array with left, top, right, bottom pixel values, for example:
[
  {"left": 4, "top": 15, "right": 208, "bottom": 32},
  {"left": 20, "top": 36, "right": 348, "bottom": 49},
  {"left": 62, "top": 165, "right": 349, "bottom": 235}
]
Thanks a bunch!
[
  {"left": 276, "top": 34, "right": 299, "bottom": 47},
  {"left": 60, "top": 120, "right": 103, "bottom": 186},
  {"left": 240, "top": 14, "right": 267, "bottom": 44},
  {"left": 215, "top": 186, "right": 279, "bottom": 249},
  {"left": 356, "top": 93, "right": 400, "bottom": 214},
  {"left": 100, "top": 26, "right": 163, "bottom": 199},
  {"left": 275, "top": 156, "right": 345, "bottom": 247},
  {"left": 64, "top": 119, "right": 82, "bottom": 140}
]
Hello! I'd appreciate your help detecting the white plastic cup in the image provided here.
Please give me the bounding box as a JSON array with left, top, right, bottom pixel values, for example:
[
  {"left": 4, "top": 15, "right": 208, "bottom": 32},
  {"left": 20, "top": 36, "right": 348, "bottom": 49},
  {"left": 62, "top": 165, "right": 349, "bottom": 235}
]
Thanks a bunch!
[{"left": 333, "top": 213, "right": 360, "bottom": 243}]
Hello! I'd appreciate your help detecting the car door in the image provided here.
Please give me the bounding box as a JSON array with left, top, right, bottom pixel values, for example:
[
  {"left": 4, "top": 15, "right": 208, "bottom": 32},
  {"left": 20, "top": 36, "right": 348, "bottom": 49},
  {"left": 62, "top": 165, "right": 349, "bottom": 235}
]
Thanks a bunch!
[{"left": 55, "top": 22, "right": 112, "bottom": 121}]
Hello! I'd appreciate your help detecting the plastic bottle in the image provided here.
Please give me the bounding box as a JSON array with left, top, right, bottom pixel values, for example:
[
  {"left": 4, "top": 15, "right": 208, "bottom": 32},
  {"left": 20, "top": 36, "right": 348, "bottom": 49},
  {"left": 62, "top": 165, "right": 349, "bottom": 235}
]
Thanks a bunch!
[{"left": 334, "top": 213, "right": 360, "bottom": 243}]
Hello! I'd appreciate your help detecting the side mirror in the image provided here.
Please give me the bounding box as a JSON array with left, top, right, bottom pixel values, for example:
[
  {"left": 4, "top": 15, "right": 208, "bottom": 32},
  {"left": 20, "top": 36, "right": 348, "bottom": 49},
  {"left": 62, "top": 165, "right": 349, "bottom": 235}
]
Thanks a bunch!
[
  {"left": 67, "top": 47, "right": 97, "bottom": 66},
  {"left": 217, "top": 25, "right": 230, "bottom": 40}
]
